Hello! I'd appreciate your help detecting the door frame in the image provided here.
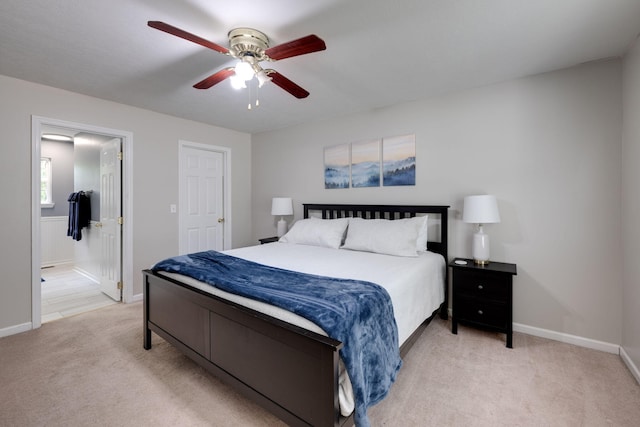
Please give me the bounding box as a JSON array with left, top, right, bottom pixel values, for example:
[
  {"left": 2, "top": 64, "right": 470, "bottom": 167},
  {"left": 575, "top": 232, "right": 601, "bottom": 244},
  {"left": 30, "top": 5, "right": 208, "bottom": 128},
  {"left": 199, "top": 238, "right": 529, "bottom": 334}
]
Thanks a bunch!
[
  {"left": 178, "top": 140, "right": 232, "bottom": 254},
  {"left": 31, "top": 116, "right": 134, "bottom": 329}
]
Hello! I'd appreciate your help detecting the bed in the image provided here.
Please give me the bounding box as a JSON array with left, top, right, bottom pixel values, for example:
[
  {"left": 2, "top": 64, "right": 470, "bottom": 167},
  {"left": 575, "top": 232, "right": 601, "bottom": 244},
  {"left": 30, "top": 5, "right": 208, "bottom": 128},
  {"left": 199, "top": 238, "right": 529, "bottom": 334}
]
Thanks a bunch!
[{"left": 143, "top": 203, "right": 449, "bottom": 427}]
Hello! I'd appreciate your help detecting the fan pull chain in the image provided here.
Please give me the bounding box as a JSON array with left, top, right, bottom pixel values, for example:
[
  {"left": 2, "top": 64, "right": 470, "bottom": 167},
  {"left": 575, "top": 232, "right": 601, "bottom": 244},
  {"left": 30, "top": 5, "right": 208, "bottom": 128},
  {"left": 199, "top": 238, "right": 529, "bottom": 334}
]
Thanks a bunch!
[{"left": 246, "top": 79, "right": 261, "bottom": 110}]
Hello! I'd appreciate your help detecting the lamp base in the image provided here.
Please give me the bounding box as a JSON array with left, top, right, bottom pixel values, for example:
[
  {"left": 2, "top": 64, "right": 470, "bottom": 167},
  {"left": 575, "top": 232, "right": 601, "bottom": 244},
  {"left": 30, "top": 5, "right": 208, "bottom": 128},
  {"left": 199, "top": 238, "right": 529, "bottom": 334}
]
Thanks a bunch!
[
  {"left": 276, "top": 218, "right": 287, "bottom": 238},
  {"left": 472, "top": 225, "right": 491, "bottom": 265}
]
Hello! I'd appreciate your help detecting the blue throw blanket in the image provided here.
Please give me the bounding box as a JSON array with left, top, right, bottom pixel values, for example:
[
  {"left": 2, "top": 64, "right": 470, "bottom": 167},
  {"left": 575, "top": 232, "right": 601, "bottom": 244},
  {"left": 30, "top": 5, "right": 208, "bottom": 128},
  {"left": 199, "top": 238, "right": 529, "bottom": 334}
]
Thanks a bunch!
[{"left": 152, "top": 250, "right": 402, "bottom": 427}]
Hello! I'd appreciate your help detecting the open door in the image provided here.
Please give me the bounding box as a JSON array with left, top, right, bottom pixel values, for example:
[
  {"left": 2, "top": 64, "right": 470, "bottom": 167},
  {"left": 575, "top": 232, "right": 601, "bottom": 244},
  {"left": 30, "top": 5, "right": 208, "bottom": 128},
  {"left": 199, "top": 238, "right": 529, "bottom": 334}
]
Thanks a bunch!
[{"left": 99, "top": 138, "right": 122, "bottom": 301}]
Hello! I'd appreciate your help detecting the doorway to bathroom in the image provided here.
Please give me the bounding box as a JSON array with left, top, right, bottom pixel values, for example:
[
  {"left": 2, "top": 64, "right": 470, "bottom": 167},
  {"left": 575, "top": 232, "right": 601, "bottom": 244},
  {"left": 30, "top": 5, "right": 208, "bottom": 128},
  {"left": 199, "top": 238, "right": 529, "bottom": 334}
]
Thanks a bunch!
[{"left": 32, "top": 116, "right": 133, "bottom": 328}]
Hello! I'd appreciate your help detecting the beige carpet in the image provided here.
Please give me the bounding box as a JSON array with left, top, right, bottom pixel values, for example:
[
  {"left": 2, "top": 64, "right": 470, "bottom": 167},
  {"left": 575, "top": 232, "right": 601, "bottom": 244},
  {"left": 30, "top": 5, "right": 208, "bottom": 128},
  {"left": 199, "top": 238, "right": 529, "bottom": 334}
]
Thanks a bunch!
[{"left": 1, "top": 302, "right": 639, "bottom": 426}]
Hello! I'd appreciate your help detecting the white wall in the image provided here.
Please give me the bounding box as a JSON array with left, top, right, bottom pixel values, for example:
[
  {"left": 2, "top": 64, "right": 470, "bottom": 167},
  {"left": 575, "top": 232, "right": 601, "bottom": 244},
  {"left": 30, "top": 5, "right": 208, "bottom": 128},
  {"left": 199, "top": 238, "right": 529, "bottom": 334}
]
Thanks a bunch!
[
  {"left": 0, "top": 74, "right": 252, "bottom": 333},
  {"left": 74, "top": 221, "right": 101, "bottom": 282},
  {"left": 622, "top": 37, "right": 640, "bottom": 375},
  {"left": 40, "top": 217, "right": 74, "bottom": 266},
  {"left": 252, "top": 60, "right": 623, "bottom": 345}
]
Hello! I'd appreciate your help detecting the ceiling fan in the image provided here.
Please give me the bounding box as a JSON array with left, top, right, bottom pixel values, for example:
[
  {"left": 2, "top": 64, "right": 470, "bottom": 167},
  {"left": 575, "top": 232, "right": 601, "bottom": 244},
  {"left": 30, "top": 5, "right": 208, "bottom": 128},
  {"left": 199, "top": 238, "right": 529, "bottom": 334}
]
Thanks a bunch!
[{"left": 148, "top": 21, "right": 326, "bottom": 99}]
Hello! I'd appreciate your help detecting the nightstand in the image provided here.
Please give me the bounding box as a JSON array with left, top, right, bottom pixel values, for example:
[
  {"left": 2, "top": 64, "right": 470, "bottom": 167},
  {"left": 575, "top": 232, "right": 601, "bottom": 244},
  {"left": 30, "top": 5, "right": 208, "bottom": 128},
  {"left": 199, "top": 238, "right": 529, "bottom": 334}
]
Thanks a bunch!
[
  {"left": 259, "top": 236, "right": 279, "bottom": 244},
  {"left": 450, "top": 258, "right": 517, "bottom": 348}
]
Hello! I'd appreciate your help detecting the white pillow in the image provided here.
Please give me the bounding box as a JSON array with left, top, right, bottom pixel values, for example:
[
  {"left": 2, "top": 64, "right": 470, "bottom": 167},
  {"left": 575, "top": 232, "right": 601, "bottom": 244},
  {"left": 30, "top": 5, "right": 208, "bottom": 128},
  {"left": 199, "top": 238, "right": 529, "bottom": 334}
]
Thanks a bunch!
[
  {"left": 342, "top": 216, "right": 427, "bottom": 257},
  {"left": 279, "top": 217, "right": 349, "bottom": 249},
  {"left": 415, "top": 215, "right": 429, "bottom": 252}
]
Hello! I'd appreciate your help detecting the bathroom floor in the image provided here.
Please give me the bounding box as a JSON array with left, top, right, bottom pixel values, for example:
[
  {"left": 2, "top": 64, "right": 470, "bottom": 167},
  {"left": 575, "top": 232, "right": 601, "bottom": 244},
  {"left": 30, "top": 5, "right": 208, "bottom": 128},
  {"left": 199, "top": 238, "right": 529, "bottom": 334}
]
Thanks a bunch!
[{"left": 41, "top": 264, "right": 118, "bottom": 323}]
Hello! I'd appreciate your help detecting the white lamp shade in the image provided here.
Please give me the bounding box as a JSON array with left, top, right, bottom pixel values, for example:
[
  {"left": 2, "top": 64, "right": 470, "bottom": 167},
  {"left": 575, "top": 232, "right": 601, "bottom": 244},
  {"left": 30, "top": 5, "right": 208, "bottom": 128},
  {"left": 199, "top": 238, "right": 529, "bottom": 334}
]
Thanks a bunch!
[
  {"left": 229, "top": 74, "right": 247, "bottom": 89},
  {"left": 234, "top": 60, "right": 254, "bottom": 81},
  {"left": 271, "top": 197, "right": 293, "bottom": 216},
  {"left": 256, "top": 70, "right": 272, "bottom": 87},
  {"left": 463, "top": 195, "right": 500, "bottom": 224}
]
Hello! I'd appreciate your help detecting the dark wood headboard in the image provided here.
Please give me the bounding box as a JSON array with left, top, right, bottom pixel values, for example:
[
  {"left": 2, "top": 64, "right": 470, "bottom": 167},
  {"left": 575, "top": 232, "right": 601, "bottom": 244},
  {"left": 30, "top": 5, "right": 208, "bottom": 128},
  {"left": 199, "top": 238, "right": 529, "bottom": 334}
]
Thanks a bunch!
[{"left": 303, "top": 203, "right": 449, "bottom": 263}]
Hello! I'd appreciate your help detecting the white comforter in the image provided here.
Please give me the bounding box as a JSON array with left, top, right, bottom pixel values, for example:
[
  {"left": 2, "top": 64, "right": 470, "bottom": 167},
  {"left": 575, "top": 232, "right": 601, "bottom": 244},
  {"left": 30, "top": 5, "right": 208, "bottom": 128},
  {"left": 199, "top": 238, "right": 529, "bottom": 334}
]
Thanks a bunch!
[{"left": 161, "top": 242, "right": 445, "bottom": 415}]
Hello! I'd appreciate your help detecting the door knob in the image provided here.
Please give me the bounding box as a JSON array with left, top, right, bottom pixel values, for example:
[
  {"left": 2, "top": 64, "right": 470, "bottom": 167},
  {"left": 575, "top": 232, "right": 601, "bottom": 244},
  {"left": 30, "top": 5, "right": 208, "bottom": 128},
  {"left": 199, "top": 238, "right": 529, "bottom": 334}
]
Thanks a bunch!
[
  {"left": 217, "top": 218, "right": 225, "bottom": 223},
  {"left": 94, "top": 222, "right": 103, "bottom": 228}
]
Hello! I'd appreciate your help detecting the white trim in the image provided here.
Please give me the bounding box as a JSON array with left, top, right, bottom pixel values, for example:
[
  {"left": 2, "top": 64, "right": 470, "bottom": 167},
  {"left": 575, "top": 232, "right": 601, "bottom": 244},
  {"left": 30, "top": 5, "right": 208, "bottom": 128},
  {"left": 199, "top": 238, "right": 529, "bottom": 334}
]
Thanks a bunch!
[
  {"left": 178, "top": 140, "right": 232, "bottom": 252},
  {"left": 620, "top": 346, "right": 640, "bottom": 385},
  {"left": 73, "top": 266, "right": 100, "bottom": 284},
  {"left": 0, "top": 322, "right": 32, "bottom": 338},
  {"left": 31, "top": 116, "right": 135, "bottom": 332},
  {"left": 130, "top": 293, "right": 144, "bottom": 303},
  {"left": 31, "top": 118, "right": 42, "bottom": 329},
  {"left": 40, "top": 216, "right": 68, "bottom": 221},
  {"left": 513, "top": 322, "right": 620, "bottom": 354}
]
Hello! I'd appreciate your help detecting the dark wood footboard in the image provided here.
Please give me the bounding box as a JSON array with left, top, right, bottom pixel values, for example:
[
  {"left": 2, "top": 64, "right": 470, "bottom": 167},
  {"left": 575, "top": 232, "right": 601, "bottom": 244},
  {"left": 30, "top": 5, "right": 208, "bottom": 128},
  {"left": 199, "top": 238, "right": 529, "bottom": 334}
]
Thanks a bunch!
[{"left": 143, "top": 269, "right": 352, "bottom": 427}]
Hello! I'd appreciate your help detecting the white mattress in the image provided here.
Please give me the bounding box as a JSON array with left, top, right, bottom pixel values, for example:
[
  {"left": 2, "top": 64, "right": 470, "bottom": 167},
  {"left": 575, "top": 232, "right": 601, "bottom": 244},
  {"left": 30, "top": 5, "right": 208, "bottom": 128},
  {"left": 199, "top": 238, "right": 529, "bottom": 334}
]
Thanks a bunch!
[{"left": 159, "top": 242, "right": 445, "bottom": 416}]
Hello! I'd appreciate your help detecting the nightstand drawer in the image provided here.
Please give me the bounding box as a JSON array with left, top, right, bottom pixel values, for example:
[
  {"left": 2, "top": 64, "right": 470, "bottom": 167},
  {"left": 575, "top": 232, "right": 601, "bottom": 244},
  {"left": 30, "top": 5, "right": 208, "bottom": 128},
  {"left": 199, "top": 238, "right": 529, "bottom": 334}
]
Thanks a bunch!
[
  {"left": 455, "top": 270, "right": 510, "bottom": 302},
  {"left": 456, "top": 297, "right": 508, "bottom": 329}
]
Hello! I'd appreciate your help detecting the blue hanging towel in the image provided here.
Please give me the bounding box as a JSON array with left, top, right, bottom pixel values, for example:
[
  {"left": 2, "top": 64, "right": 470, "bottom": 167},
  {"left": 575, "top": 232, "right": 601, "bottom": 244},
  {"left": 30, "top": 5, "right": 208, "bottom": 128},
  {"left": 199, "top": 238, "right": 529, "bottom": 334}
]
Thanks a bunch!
[{"left": 67, "top": 191, "right": 91, "bottom": 241}]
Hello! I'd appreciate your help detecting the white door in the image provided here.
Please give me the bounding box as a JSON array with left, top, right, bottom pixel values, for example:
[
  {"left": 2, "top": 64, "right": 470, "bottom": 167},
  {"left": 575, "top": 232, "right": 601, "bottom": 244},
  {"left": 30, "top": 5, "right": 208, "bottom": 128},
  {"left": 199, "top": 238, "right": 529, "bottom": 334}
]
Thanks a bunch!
[
  {"left": 179, "top": 146, "right": 224, "bottom": 254},
  {"left": 99, "top": 138, "right": 122, "bottom": 301}
]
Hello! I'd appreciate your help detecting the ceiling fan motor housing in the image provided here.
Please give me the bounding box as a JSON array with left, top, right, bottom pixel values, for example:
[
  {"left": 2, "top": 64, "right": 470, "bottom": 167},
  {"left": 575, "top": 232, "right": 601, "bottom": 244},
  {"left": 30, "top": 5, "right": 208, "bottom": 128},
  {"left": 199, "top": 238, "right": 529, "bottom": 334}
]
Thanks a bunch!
[{"left": 228, "top": 28, "right": 270, "bottom": 61}]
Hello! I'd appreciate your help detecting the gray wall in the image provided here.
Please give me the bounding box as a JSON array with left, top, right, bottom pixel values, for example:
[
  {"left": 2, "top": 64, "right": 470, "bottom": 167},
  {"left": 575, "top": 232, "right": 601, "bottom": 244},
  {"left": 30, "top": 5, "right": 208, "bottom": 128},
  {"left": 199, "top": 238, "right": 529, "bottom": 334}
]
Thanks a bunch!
[
  {"left": 73, "top": 133, "right": 103, "bottom": 222},
  {"left": 0, "top": 74, "right": 252, "bottom": 332},
  {"left": 1, "top": 53, "right": 637, "bottom": 374},
  {"left": 252, "top": 60, "right": 623, "bottom": 346},
  {"left": 41, "top": 133, "right": 107, "bottom": 221},
  {"left": 622, "top": 37, "right": 640, "bottom": 374},
  {"left": 40, "top": 139, "right": 74, "bottom": 217}
]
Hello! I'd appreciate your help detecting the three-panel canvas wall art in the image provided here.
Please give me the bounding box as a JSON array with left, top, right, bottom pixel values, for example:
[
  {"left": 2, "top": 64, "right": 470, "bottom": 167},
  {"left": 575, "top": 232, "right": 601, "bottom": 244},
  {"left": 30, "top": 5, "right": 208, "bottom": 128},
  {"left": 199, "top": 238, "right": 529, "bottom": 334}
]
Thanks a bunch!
[{"left": 324, "top": 134, "right": 415, "bottom": 189}]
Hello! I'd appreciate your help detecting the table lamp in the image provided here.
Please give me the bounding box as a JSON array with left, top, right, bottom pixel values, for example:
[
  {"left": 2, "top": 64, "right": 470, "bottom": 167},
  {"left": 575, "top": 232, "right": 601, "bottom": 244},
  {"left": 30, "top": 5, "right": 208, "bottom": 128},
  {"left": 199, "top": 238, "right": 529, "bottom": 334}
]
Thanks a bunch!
[
  {"left": 463, "top": 195, "right": 500, "bottom": 265},
  {"left": 271, "top": 197, "right": 293, "bottom": 237}
]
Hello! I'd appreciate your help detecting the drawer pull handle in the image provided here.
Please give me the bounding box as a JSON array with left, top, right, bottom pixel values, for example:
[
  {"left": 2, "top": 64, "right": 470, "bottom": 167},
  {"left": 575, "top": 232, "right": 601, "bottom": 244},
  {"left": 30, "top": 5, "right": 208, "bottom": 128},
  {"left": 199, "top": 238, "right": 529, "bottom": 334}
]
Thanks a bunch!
[
  {"left": 477, "top": 285, "right": 484, "bottom": 290},
  {"left": 478, "top": 310, "right": 484, "bottom": 315}
]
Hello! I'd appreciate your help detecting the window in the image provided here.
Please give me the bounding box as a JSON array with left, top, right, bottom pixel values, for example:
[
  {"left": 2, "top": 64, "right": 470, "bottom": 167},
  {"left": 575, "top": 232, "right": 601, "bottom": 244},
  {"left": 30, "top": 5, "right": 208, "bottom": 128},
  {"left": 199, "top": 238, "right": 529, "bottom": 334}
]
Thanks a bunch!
[{"left": 40, "top": 157, "right": 54, "bottom": 208}]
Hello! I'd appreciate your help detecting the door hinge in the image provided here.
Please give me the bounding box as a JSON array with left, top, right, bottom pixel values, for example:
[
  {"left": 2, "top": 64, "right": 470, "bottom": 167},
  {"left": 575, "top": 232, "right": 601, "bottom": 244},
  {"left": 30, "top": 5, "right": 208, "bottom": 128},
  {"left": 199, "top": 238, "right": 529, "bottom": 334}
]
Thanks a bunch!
[
  {"left": 118, "top": 217, "right": 123, "bottom": 225},
  {"left": 117, "top": 281, "right": 123, "bottom": 290},
  {"left": 117, "top": 151, "right": 123, "bottom": 161}
]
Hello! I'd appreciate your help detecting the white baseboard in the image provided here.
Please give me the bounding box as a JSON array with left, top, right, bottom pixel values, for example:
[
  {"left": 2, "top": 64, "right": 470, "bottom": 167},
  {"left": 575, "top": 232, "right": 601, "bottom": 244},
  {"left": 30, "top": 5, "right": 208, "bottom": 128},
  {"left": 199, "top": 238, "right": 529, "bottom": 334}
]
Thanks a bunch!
[
  {"left": 41, "top": 260, "right": 73, "bottom": 268},
  {"left": 620, "top": 346, "right": 640, "bottom": 385},
  {"left": 513, "top": 323, "right": 619, "bottom": 354},
  {"left": 0, "top": 322, "right": 32, "bottom": 338},
  {"left": 129, "top": 293, "right": 143, "bottom": 303},
  {"left": 73, "top": 267, "right": 99, "bottom": 284},
  {"left": 1, "top": 295, "right": 143, "bottom": 338}
]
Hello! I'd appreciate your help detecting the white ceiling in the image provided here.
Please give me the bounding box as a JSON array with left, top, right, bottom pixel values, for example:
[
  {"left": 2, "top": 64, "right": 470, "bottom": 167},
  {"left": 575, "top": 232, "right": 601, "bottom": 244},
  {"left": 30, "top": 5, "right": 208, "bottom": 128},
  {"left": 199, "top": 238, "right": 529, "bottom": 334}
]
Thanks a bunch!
[{"left": 2, "top": 0, "right": 640, "bottom": 134}]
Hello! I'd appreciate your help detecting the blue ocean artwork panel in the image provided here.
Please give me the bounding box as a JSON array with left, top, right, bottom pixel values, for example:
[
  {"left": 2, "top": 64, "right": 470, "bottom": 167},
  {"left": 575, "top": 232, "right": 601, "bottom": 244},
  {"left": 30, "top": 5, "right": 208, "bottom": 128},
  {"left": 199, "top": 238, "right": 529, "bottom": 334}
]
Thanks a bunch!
[
  {"left": 324, "top": 144, "right": 350, "bottom": 189},
  {"left": 351, "top": 139, "right": 380, "bottom": 188},
  {"left": 383, "top": 135, "right": 416, "bottom": 186}
]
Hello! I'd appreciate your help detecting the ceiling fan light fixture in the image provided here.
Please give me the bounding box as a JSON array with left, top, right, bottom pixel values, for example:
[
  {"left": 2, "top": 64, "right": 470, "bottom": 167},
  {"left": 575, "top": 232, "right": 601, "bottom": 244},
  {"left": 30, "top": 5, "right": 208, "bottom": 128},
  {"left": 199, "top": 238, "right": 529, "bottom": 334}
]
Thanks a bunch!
[
  {"left": 256, "top": 70, "right": 272, "bottom": 87},
  {"left": 229, "top": 74, "right": 246, "bottom": 89},
  {"left": 234, "top": 60, "right": 254, "bottom": 81}
]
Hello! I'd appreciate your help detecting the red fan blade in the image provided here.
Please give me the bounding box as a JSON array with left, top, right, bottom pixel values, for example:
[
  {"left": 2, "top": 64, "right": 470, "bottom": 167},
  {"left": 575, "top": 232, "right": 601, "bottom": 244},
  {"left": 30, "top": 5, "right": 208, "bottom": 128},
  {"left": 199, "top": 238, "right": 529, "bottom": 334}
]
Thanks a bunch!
[
  {"left": 193, "top": 68, "right": 235, "bottom": 89},
  {"left": 148, "top": 21, "right": 229, "bottom": 55},
  {"left": 268, "top": 71, "right": 310, "bottom": 98},
  {"left": 265, "top": 35, "right": 326, "bottom": 60}
]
